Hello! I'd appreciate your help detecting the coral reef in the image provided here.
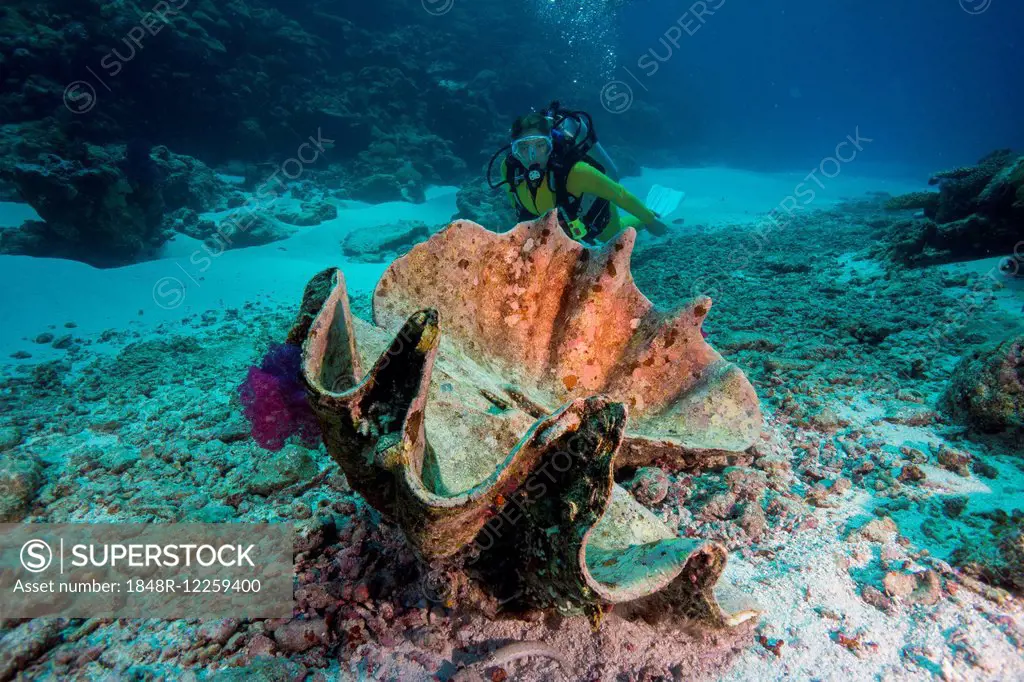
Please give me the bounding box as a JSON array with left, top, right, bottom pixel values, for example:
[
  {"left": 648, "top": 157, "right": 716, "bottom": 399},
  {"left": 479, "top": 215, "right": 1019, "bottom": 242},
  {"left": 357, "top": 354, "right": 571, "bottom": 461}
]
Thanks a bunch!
[
  {"left": 341, "top": 128, "right": 468, "bottom": 204},
  {"left": 0, "top": 0, "right": 330, "bottom": 162},
  {"left": 0, "top": 2, "right": 549, "bottom": 175},
  {"left": 0, "top": 1, "right": 701, "bottom": 268},
  {"left": 883, "top": 191, "right": 940, "bottom": 214},
  {"left": 880, "top": 150, "right": 1024, "bottom": 267},
  {"left": 294, "top": 213, "right": 762, "bottom": 627},
  {"left": 0, "top": 0, "right": 687, "bottom": 219},
  {"left": 453, "top": 178, "right": 518, "bottom": 232},
  {"left": 0, "top": 143, "right": 233, "bottom": 265},
  {"left": 941, "top": 333, "right": 1023, "bottom": 440}
]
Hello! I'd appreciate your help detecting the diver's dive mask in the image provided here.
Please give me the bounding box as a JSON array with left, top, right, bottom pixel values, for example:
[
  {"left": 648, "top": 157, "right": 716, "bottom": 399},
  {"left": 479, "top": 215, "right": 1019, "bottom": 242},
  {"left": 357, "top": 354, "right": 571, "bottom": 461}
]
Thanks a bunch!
[{"left": 511, "top": 134, "right": 553, "bottom": 167}]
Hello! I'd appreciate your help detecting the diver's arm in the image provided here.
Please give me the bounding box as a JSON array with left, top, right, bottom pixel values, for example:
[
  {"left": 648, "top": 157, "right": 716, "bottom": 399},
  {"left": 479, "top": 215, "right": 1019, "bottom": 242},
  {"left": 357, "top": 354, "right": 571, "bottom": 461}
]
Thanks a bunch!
[
  {"left": 500, "top": 159, "right": 517, "bottom": 209},
  {"left": 590, "top": 142, "right": 620, "bottom": 181},
  {"left": 566, "top": 163, "right": 658, "bottom": 224}
]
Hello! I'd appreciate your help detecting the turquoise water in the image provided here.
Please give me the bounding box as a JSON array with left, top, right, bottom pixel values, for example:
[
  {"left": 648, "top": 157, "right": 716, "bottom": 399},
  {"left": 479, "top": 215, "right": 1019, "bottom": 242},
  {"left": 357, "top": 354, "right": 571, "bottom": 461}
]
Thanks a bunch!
[{"left": 0, "top": 2, "right": 1021, "bottom": 680}]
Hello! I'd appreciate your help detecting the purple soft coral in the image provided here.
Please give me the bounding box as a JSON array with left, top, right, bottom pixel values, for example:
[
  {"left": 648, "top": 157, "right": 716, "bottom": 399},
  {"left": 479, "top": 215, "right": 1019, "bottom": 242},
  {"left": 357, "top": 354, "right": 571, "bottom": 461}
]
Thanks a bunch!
[{"left": 239, "top": 343, "right": 321, "bottom": 451}]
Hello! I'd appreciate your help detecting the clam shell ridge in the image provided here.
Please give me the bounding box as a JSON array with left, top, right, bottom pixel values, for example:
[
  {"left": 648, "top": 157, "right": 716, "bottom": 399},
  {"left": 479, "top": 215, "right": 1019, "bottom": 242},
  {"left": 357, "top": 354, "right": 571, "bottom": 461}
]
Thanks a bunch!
[
  {"left": 295, "top": 213, "right": 763, "bottom": 628},
  {"left": 373, "top": 212, "right": 762, "bottom": 467}
]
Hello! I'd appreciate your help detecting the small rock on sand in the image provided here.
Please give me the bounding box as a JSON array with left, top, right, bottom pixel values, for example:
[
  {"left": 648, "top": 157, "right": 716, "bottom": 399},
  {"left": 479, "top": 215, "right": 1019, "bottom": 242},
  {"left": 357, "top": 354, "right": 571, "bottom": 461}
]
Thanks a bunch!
[
  {"left": 245, "top": 446, "right": 319, "bottom": 496},
  {"left": 738, "top": 502, "right": 768, "bottom": 539},
  {"left": 272, "top": 618, "right": 328, "bottom": 653},
  {"left": 809, "top": 408, "right": 845, "bottom": 432},
  {"left": 626, "top": 467, "right": 669, "bottom": 506},
  {"left": 883, "top": 570, "right": 942, "bottom": 606},
  {"left": 0, "top": 452, "right": 42, "bottom": 522},
  {"left": 0, "top": 427, "right": 23, "bottom": 452},
  {"left": 853, "top": 516, "right": 899, "bottom": 543},
  {"left": 936, "top": 445, "right": 972, "bottom": 477},
  {"left": 861, "top": 585, "right": 897, "bottom": 614}
]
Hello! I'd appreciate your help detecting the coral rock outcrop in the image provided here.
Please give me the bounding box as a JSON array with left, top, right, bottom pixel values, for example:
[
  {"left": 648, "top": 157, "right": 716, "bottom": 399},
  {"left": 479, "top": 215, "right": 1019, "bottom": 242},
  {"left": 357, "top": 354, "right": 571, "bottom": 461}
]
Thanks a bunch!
[
  {"left": 0, "top": 143, "right": 233, "bottom": 266},
  {"left": 942, "top": 333, "right": 1023, "bottom": 442},
  {"left": 881, "top": 150, "right": 1023, "bottom": 267}
]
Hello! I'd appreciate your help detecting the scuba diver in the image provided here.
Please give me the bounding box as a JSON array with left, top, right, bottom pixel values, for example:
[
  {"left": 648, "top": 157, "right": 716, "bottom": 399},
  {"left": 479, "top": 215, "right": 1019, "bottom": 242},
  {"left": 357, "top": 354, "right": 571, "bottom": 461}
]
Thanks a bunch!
[{"left": 487, "top": 101, "right": 683, "bottom": 244}]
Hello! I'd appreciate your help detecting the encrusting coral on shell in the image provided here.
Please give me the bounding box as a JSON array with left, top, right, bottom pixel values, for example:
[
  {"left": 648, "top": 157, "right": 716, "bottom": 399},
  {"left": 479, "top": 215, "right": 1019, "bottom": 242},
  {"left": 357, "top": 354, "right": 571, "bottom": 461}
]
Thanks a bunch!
[{"left": 293, "top": 211, "right": 763, "bottom": 629}]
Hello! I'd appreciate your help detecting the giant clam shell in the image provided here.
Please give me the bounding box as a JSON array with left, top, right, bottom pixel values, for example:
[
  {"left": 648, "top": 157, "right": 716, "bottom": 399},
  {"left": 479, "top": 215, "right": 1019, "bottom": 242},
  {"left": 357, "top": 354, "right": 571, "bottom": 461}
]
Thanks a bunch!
[{"left": 295, "top": 213, "right": 762, "bottom": 627}]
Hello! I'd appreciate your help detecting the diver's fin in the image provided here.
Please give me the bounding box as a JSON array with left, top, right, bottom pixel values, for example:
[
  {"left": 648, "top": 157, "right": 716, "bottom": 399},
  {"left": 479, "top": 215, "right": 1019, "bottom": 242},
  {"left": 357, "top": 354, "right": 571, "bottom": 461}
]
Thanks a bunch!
[{"left": 645, "top": 184, "right": 685, "bottom": 218}]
